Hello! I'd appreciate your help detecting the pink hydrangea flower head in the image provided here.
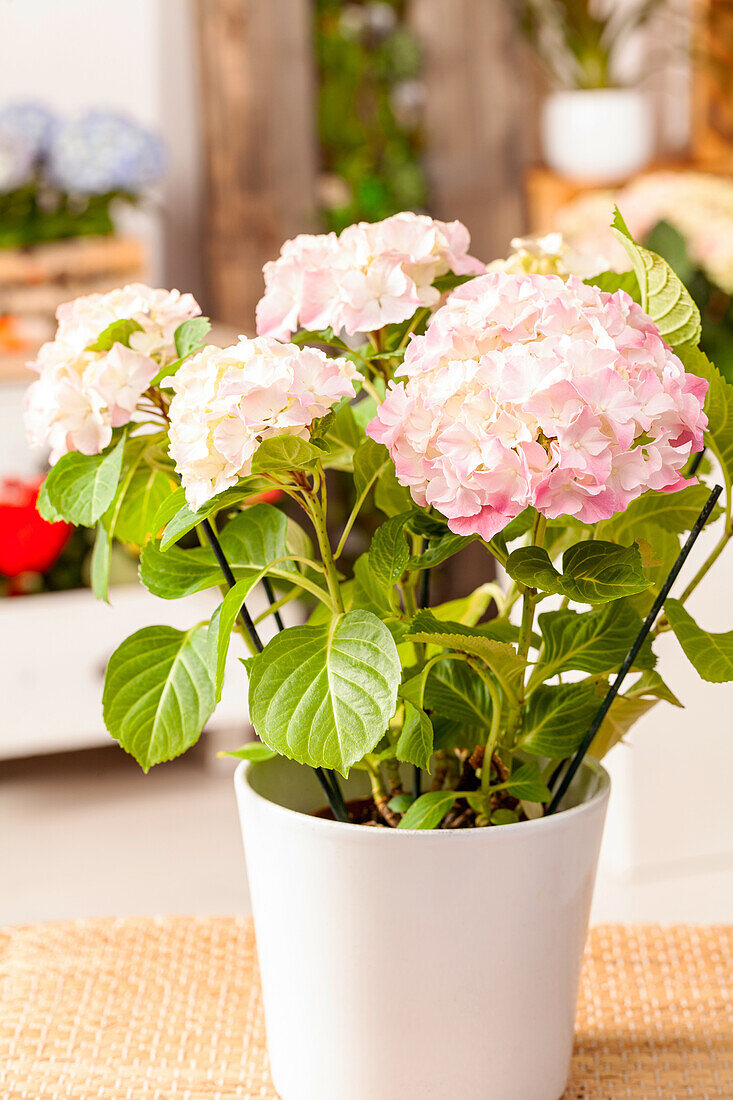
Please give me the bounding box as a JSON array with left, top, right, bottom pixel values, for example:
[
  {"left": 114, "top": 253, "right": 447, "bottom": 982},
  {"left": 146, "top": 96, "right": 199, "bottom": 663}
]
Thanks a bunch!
[
  {"left": 255, "top": 212, "right": 484, "bottom": 340},
  {"left": 168, "top": 336, "right": 361, "bottom": 510},
  {"left": 24, "top": 284, "right": 201, "bottom": 463},
  {"left": 368, "top": 272, "right": 708, "bottom": 539}
]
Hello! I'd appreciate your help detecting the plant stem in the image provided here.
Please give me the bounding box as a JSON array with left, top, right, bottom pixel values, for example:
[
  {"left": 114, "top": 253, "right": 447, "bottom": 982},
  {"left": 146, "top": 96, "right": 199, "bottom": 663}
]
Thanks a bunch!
[
  {"left": 517, "top": 589, "right": 536, "bottom": 664},
  {"left": 430, "top": 751, "right": 448, "bottom": 791},
  {"left": 334, "top": 474, "right": 379, "bottom": 559},
  {"left": 261, "top": 576, "right": 285, "bottom": 631},
  {"left": 407, "top": 535, "right": 430, "bottom": 798},
  {"left": 365, "top": 759, "right": 400, "bottom": 826},
  {"left": 360, "top": 376, "right": 382, "bottom": 404},
  {"left": 510, "top": 514, "right": 546, "bottom": 734},
  {"left": 385, "top": 758, "right": 404, "bottom": 797},
  {"left": 298, "top": 475, "right": 352, "bottom": 818},
  {"left": 676, "top": 449, "right": 731, "bottom": 607},
  {"left": 253, "top": 587, "right": 301, "bottom": 625},
  {"left": 308, "top": 475, "right": 344, "bottom": 613},
  {"left": 486, "top": 538, "right": 508, "bottom": 567},
  {"left": 676, "top": 527, "right": 731, "bottom": 606},
  {"left": 468, "top": 660, "right": 503, "bottom": 795}
]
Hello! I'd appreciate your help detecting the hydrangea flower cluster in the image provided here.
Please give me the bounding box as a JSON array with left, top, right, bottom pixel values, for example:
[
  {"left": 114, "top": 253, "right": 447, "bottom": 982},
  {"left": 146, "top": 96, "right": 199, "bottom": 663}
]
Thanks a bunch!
[
  {"left": 486, "top": 232, "right": 604, "bottom": 280},
  {"left": 25, "top": 285, "right": 200, "bottom": 463},
  {"left": 48, "top": 111, "right": 165, "bottom": 195},
  {"left": 0, "top": 101, "right": 57, "bottom": 159},
  {"left": 168, "top": 338, "right": 360, "bottom": 510},
  {"left": 256, "top": 212, "right": 484, "bottom": 339},
  {"left": 368, "top": 272, "right": 708, "bottom": 539}
]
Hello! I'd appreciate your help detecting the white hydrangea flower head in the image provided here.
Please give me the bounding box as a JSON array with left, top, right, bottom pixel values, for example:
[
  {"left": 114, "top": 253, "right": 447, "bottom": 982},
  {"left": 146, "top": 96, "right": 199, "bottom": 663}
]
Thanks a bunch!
[
  {"left": 24, "top": 284, "right": 200, "bottom": 463},
  {"left": 168, "top": 337, "right": 361, "bottom": 510}
]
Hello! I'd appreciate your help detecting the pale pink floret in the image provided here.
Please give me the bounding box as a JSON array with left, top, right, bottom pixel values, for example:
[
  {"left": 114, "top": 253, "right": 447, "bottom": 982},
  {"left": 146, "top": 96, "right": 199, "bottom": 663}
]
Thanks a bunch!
[
  {"left": 255, "top": 212, "right": 484, "bottom": 340},
  {"left": 368, "top": 272, "right": 708, "bottom": 539},
  {"left": 168, "top": 337, "right": 361, "bottom": 510},
  {"left": 24, "top": 284, "right": 201, "bottom": 463}
]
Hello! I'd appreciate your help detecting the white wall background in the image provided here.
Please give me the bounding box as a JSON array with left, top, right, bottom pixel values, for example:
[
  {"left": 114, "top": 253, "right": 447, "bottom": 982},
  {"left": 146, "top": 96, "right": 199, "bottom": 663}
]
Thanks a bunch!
[{"left": 0, "top": 0, "right": 204, "bottom": 301}]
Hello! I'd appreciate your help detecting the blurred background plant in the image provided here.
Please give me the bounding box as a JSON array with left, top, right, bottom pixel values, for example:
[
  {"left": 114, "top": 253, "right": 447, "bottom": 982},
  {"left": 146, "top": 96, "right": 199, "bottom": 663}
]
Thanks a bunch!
[
  {"left": 510, "top": 0, "right": 669, "bottom": 89},
  {"left": 315, "top": 0, "right": 427, "bottom": 230},
  {"left": 555, "top": 171, "right": 733, "bottom": 381},
  {"left": 0, "top": 102, "right": 165, "bottom": 249}
]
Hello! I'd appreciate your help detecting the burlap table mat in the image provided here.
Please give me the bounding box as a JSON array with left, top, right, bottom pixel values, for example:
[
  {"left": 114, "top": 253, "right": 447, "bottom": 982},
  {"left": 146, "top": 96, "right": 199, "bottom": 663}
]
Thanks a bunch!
[{"left": 0, "top": 918, "right": 730, "bottom": 1099}]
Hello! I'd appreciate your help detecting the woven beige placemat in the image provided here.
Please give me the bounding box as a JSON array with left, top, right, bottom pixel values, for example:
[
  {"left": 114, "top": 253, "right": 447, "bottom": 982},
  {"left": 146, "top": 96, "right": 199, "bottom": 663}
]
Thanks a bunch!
[{"left": 0, "top": 918, "right": 730, "bottom": 1099}]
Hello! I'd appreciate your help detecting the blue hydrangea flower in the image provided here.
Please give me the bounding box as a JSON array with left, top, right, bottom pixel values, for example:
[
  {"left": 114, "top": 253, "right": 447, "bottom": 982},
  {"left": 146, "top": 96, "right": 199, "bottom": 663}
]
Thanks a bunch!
[
  {"left": 0, "top": 101, "right": 58, "bottom": 158},
  {"left": 0, "top": 126, "right": 35, "bottom": 192},
  {"left": 48, "top": 111, "right": 165, "bottom": 195}
]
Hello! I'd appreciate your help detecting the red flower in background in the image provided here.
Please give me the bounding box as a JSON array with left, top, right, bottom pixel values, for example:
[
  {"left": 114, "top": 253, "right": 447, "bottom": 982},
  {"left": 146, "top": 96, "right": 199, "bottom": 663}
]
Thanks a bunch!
[
  {"left": 0, "top": 477, "right": 72, "bottom": 579},
  {"left": 252, "top": 489, "right": 282, "bottom": 506}
]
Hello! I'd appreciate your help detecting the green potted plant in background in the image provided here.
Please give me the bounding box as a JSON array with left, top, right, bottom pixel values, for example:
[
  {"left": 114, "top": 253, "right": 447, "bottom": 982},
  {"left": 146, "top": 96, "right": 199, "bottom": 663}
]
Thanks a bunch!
[
  {"left": 512, "top": 0, "right": 667, "bottom": 181},
  {"left": 26, "top": 210, "right": 732, "bottom": 1100},
  {"left": 0, "top": 102, "right": 162, "bottom": 366}
]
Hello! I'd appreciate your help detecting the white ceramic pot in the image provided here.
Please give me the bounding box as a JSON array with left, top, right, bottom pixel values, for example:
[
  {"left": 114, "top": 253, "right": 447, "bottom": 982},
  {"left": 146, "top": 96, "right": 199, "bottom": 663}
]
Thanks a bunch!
[
  {"left": 235, "top": 757, "right": 610, "bottom": 1100},
  {"left": 541, "top": 88, "right": 654, "bottom": 183}
]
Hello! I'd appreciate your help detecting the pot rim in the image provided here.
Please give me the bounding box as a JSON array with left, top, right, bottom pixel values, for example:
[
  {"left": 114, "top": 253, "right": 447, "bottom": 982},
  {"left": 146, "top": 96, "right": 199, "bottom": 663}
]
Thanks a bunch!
[
  {"left": 545, "top": 87, "right": 649, "bottom": 100},
  {"left": 235, "top": 756, "right": 610, "bottom": 840}
]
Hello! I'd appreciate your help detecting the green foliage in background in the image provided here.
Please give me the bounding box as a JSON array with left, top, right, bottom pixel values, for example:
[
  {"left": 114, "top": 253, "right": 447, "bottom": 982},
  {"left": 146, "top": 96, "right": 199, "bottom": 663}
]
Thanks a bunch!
[
  {"left": 511, "top": 0, "right": 669, "bottom": 89},
  {"left": 315, "top": 0, "right": 428, "bottom": 229}
]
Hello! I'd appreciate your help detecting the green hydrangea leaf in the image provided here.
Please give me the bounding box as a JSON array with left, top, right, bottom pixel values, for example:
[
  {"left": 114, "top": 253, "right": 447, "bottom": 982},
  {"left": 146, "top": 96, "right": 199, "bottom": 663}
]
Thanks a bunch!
[
  {"left": 665, "top": 598, "right": 733, "bottom": 683},
  {"left": 208, "top": 577, "right": 258, "bottom": 701},
  {"left": 498, "top": 761, "right": 551, "bottom": 803},
  {"left": 406, "top": 610, "right": 526, "bottom": 690},
  {"left": 251, "top": 435, "right": 324, "bottom": 474},
  {"left": 395, "top": 700, "right": 434, "bottom": 770},
  {"left": 535, "top": 602, "right": 655, "bottom": 683},
  {"left": 369, "top": 514, "right": 410, "bottom": 587},
  {"left": 561, "top": 541, "right": 651, "bottom": 603},
  {"left": 612, "top": 207, "right": 701, "bottom": 348},
  {"left": 39, "top": 435, "right": 125, "bottom": 527},
  {"left": 86, "top": 318, "right": 143, "bottom": 352},
  {"left": 103, "top": 624, "right": 215, "bottom": 771},
  {"left": 219, "top": 742, "right": 277, "bottom": 762},
  {"left": 396, "top": 790, "right": 458, "bottom": 830},
  {"left": 423, "top": 659, "right": 492, "bottom": 727},
  {"left": 174, "top": 316, "right": 211, "bottom": 359},
  {"left": 520, "top": 682, "right": 601, "bottom": 757},
  {"left": 248, "top": 610, "right": 401, "bottom": 775}
]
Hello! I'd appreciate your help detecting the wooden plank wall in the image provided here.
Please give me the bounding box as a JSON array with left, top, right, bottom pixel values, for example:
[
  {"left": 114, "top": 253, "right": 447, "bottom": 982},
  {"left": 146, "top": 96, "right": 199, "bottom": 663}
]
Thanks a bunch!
[
  {"left": 195, "top": 1, "right": 533, "bottom": 323},
  {"left": 408, "top": 0, "right": 535, "bottom": 263},
  {"left": 195, "top": 0, "right": 317, "bottom": 329}
]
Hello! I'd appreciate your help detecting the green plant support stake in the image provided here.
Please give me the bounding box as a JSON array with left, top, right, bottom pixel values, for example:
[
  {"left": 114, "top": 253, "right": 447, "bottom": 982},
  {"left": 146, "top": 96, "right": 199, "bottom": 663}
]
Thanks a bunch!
[{"left": 546, "top": 483, "right": 723, "bottom": 815}]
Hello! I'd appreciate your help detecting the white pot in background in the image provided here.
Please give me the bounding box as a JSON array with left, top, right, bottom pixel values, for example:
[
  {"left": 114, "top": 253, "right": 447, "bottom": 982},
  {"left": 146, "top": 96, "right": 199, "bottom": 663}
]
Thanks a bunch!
[
  {"left": 235, "top": 757, "right": 610, "bottom": 1100},
  {"left": 541, "top": 88, "right": 654, "bottom": 183}
]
